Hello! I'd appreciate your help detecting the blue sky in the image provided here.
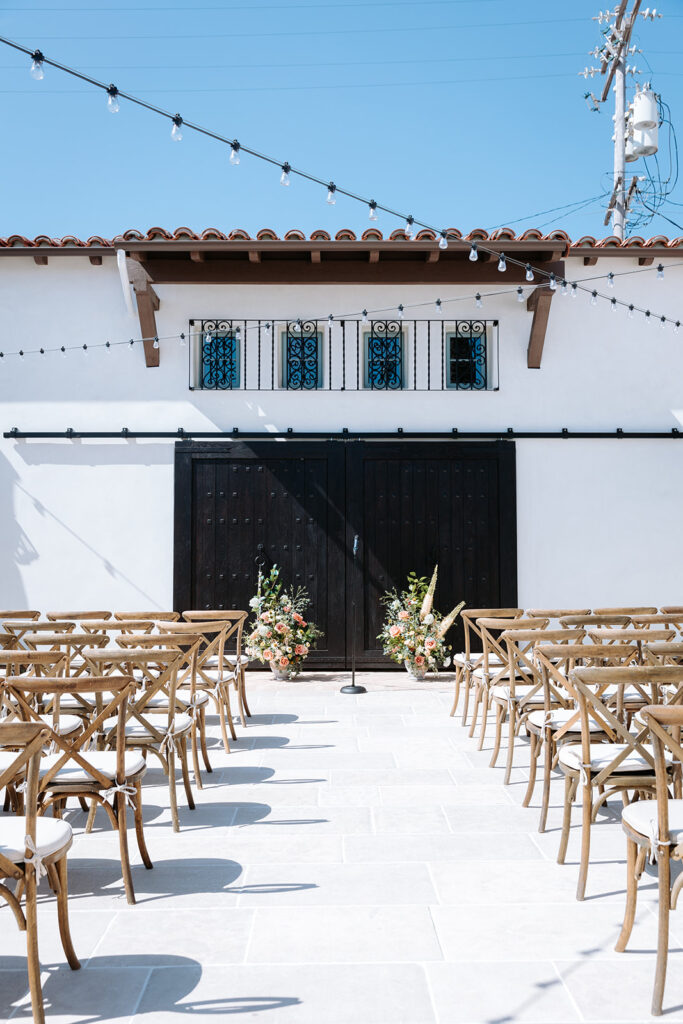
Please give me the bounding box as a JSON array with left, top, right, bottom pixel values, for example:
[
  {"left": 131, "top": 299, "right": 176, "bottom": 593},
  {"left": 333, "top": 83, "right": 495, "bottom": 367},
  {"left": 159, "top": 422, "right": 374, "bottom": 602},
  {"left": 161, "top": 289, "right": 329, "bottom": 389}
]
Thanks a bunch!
[{"left": 0, "top": 0, "right": 682, "bottom": 240}]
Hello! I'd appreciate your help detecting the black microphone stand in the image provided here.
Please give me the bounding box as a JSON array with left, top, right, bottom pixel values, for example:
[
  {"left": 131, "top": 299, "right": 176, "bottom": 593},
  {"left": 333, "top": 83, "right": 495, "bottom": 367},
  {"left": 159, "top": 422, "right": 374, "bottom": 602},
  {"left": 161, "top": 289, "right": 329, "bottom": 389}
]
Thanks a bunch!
[{"left": 341, "top": 533, "right": 366, "bottom": 694}]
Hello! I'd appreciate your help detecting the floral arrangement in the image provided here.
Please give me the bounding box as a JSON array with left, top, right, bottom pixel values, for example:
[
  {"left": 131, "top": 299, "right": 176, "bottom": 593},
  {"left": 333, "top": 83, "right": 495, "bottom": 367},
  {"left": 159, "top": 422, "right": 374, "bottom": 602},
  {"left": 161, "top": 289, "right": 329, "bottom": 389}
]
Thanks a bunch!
[
  {"left": 378, "top": 566, "right": 464, "bottom": 676},
  {"left": 245, "top": 565, "right": 323, "bottom": 677}
]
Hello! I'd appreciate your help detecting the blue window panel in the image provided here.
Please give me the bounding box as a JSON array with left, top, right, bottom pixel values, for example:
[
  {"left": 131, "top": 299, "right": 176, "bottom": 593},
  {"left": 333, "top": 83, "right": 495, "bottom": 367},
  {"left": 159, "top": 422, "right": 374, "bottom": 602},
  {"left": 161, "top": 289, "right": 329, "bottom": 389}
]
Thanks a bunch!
[
  {"left": 202, "top": 332, "right": 240, "bottom": 389},
  {"left": 365, "top": 329, "right": 404, "bottom": 390},
  {"left": 446, "top": 332, "right": 487, "bottom": 390},
  {"left": 282, "top": 324, "right": 322, "bottom": 389}
]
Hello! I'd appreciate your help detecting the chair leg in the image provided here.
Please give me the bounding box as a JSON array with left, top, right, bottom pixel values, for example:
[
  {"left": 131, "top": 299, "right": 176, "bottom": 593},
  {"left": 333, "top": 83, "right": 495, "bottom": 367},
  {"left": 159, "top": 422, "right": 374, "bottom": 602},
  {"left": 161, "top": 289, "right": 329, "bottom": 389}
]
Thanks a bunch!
[
  {"left": 53, "top": 857, "right": 80, "bottom": 970},
  {"left": 24, "top": 864, "right": 45, "bottom": 1024},
  {"left": 84, "top": 798, "right": 98, "bottom": 834},
  {"left": 558, "top": 773, "right": 577, "bottom": 865},
  {"left": 116, "top": 790, "right": 136, "bottom": 906},
  {"left": 489, "top": 704, "right": 504, "bottom": 768},
  {"left": 133, "top": 781, "right": 153, "bottom": 870},
  {"left": 199, "top": 708, "right": 212, "bottom": 774},
  {"left": 468, "top": 683, "right": 481, "bottom": 738},
  {"left": 190, "top": 721, "right": 203, "bottom": 790},
  {"left": 461, "top": 671, "right": 471, "bottom": 725},
  {"left": 477, "top": 688, "right": 490, "bottom": 751},
  {"left": 615, "top": 837, "right": 639, "bottom": 953},
  {"left": 450, "top": 667, "right": 461, "bottom": 717},
  {"left": 539, "top": 734, "right": 552, "bottom": 833},
  {"left": 223, "top": 681, "right": 238, "bottom": 740},
  {"left": 240, "top": 671, "right": 252, "bottom": 718},
  {"left": 179, "top": 740, "right": 195, "bottom": 810},
  {"left": 576, "top": 781, "right": 593, "bottom": 901},
  {"left": 652, "top": 853, "right": 672, "bottom": 1016},
  {"left": 168, "top": 746, "right": 180, "bottom": 833},
  {"left": 522, "top": 732, "right": 538, "bottom": 808},
  {"left": 504, "top": 706, "right": 516, "bottom": 785}
]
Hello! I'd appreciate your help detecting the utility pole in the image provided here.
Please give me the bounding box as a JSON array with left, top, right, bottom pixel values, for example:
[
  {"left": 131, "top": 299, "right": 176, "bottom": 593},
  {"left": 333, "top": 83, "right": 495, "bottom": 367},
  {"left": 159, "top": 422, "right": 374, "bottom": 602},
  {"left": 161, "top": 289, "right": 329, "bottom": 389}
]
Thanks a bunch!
[{"left": 581, "top": 3, "right": 662, "bottom": 239}]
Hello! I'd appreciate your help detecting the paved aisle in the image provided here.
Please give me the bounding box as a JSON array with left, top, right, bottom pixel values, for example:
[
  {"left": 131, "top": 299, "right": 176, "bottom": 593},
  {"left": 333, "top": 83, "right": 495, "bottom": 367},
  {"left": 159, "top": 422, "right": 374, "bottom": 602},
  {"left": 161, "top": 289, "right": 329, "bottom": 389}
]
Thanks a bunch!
[{"left": 1, "top": 672, "right": 681, "bottom": 1023}]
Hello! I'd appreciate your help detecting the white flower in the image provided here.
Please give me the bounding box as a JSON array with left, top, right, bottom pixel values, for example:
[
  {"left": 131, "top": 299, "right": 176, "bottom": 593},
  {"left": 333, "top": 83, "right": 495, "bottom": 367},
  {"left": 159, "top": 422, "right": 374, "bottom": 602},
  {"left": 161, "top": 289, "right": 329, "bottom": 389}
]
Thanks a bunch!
[
  {"left": 424, "top": 613, "right": 434, "bottom": 625},
  {"left": 249, "top": 596, "right": 260, "bottom": 609},
  {"left": 258, "top": 624, "right": 270, "bottom": 636},
  {"left": 443, "top": 656, "right": 451, "bottom": 668}
]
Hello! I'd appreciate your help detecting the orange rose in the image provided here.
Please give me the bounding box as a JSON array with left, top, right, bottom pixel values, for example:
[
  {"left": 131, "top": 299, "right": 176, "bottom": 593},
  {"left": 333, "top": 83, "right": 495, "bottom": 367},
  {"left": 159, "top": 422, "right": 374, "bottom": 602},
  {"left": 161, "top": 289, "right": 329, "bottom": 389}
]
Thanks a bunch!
[{"left": 263, "top": 649, "right": 274, "bottom": 660}]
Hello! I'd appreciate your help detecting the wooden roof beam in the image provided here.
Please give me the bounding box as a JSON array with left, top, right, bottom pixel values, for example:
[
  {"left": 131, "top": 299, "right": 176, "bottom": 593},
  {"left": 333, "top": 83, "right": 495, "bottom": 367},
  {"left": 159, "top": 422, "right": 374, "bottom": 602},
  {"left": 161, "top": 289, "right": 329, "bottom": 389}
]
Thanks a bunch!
[
  {"left": 526, "top": 285, "right": 555, "bottom": 369},
  {"left": 126, "top": 257, "right": 160, "bottom": 367}
]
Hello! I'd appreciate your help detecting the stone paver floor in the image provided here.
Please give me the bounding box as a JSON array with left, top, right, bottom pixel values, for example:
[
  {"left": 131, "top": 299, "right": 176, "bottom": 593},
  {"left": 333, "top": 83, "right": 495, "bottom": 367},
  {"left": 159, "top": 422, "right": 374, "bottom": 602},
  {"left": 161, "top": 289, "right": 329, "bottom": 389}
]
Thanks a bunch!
[{"left": 2, "top": 671, "right": 682, "bottom": 1023}]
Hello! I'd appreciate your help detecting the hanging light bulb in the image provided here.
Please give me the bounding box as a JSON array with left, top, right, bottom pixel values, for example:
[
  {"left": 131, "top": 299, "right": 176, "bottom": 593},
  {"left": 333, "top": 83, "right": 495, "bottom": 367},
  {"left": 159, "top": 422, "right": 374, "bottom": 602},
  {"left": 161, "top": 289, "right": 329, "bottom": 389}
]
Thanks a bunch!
[
  {"left": 129, "top": 338, "right": 135, "bottom": 347},
  {"left": 18, "top": 350, "right": 24, "bottom": 359},
  {"left": 497, "top": 252, "right": 506, "bottom": 272},
  {"left": 607, "top": 272, "right": 615, "bottom": 288},
  {"left": 435, "top": 298, "right": 442, "bottom": 313},
  {"left": 180, "top": 333, "right": 187, "bottom": 346},
  {"left": 368, "top": 201, "right": 378, "bottom": 221},
  {"left": 549, "top": 273, "right": 557, "bottom": 291},
  {"left": 39, "top": 347, "right": 45, "bottom": 355},
  {"left": 30, "top": 50, "right": 45, "bottom": 80},
  {"left": 525, "top": 264, "right": 534, "bottom": 282},
  {"left": 611, "top": 298, "right": 617, "bottom": 312},
  {"left": 60, "top": 346, "right": 66, "bottom": 357},
  {"left": 660, "top": 316, "right": 667, "bottom": 328},
  {"left": 361, "top": 309, "right": 368, "bottom": 324},
  {"left": 591, "top": 291, "right": 598, "bottom": 306},
  {"left": 438, "top": 232, "right": 448, "bottom": 251},
  {"left": 398, "top": 304, "right": 404, "bottom": 319},
  {"left": 657, "top": 263, "right": 664, "bottom": 280},
  {"left": 326, "top": 182, "right": 336, "bottom": 205},
  {"left": 280, "top": 162, "right": 291, "bottom": 186},
  {"left": 405, "top": 216, "right": 415, "bottom": 239},
  {"left": 469, "top": 243, "right": 478, "bottom": 262},
  {"left": 628, "top": 304, "right": 634, "bottom": 318},
  {"left": 516, "top": 287, "right": 524, "bottom": 302},
  {"left": 561, "top": 279, "right": 568, "bottom": 296},
  {"left": 153, "top": 337, "right": 160, "bottom": 349},
  {"left": 571, "top": 283, "right": 577, "bottom": 299},
  {"left": 83, "top": 344, "right": 88, "bottom": 354},
  {"left": 171, "top": 115, "right": 183, "bottom": 141},
  {"left": 675, "top": 321, "right": 681, "bottom": 334},
  {"left": 328, "top": 314, "right": 334, "bottom": 328},
  {"left": 475, "top": 293, "right": 482, "bottom": 309},
  {"left": 645, "top": 310, "right": 652, "bottom": 324},
  {"left": 105, "top": 341, "right": 111, "bottom": 352},
  {"left": 106, "top": 85, "right": 119, "bottom": 114},
  {"left": 229, "top": 141, "right": 240, "bottom": 165}
]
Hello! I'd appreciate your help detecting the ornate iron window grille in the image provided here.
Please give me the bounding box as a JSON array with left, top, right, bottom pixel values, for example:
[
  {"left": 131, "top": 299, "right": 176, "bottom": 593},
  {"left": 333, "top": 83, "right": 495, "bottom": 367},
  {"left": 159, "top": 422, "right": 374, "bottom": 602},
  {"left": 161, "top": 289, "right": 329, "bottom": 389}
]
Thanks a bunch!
[
  {"left": 365, "top": 321, "right": 403, "bottom": 390},
  {"left": 446, "top": 321, "right": 489, "bottom": 390},
  {"left": 195, "top": 319, "right": 240, "bottom": 390},
  {"left": 188, "top": 318, "right": 498, "bottom": 392},
  {"left": 283, "top": 321, "right": 322, "bottom": 390}
]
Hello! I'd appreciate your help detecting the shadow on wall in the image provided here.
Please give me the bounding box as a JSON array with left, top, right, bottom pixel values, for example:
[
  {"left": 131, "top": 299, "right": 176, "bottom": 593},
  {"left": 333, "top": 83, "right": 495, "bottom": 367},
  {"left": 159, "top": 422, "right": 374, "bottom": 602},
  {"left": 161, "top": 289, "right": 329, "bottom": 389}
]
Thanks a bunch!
[
  {"left": 2, "top": 443, "right": 175, "bottom": 608},
  {"left": 0, "top": 450, "right": 34, "bottom": 605}
]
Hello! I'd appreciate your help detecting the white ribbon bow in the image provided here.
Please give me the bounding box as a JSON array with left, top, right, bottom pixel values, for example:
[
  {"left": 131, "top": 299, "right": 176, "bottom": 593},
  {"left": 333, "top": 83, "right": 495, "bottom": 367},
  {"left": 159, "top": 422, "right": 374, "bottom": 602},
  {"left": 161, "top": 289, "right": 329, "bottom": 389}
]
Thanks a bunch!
[
  {"left": 24, "top": 835, "right": 47, "bottom": 880},
  {"left": 648, "top": 818, "right": 672, "bottom": 864},
  {"left": 579, "top": 763, "right": 592, "bottom": 787},
  {"left": 102, "top": 782, "right": 137, "bottom": 808},
  {"left": 159, "top": 726, "right": 177, "bottom": 755}
]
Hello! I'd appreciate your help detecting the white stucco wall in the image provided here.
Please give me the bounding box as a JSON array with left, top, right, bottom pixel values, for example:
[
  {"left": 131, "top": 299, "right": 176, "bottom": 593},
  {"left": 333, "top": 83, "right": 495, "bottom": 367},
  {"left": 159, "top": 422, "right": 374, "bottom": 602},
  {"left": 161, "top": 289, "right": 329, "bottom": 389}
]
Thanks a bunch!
[{"left": 1, "top": 253, "right": 682, "bottom": 609}]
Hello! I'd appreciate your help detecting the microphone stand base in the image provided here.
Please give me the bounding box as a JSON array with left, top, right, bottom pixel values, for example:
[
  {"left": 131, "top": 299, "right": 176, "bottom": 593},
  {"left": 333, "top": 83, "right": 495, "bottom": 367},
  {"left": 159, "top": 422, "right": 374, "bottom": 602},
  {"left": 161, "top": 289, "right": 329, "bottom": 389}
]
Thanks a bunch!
[{"left": 340, "top": 684, "right": 367, "bottom": 694}]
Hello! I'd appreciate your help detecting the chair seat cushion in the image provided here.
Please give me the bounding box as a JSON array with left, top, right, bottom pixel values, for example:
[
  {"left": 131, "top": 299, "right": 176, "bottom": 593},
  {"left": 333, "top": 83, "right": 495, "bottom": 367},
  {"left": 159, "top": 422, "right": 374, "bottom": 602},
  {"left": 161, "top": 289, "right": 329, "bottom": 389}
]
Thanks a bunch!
[
  {"left": 145, "top": 691, "right": 209, "bottom": 710},
  {"left": 558, "top": 742, "right": 663, "bottom": 775},
  {"left": 622, "top": 798, "right": 683, "bottom": 844},
  {"left": 527, "top": 708, "right": 604, "bottom": 732},
  {"left": 0, "top": 816, "right": 73, "bottom": 862},
  {"left": 199, "top": 668, "right": 236, "bottom": 682},
  {"left": 124, "top": 713, "right": 193, "bottom": 738},
  {"left": 39, "top": 751, "right": 146, "bottom": 785},
  {"left": 38, "top": 714, "right": 82, "bottom": 736},
  {"left": 491, "top": 683, "right": 543, "bottom": 703}
]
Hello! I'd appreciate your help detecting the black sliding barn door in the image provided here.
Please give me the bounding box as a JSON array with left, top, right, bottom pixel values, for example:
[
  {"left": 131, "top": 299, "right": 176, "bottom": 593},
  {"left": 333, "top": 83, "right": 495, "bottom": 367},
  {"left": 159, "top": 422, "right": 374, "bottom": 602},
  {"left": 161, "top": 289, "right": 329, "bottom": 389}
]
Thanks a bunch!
[{"left": 174, "top": 440, "right": 516, "bottom": 669}]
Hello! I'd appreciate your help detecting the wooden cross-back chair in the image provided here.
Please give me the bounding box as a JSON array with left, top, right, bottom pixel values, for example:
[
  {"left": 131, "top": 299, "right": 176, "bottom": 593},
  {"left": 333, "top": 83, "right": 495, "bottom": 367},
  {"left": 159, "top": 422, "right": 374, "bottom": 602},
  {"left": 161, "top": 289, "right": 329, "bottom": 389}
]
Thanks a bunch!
[
  {"left": 530, "top": 642, "right": 638, "bottom": 832},
  {"left": 526, "top": 608, "right": 591, "bottom": 620},
  {"left": 490, "top": 625, "right": 573, "bottom": 784},
  {"left": 45, "top": 611, "right": 112, "bottom": 621},
  {"left": 20, "top": 632, "right": 109, "bottom": 678},
  {"left": 1, "top": 675, "right": 150, "bottom": 904},
  {"left": 560, "top": 664, "right": 683, "bottom": 901},
  {"left": 470, "top": 616, "right": 549, "bottom": 757},
  {"left": 152, "top": 619, "right": 239, "bottom": 750},
  {"left": 660, "top": 606, "right": 683, "bottom": 615},
  {"left": 0, "top": 721, "right": 80, "bottom": 1024},
  {"left": 588, "top": 628, "right": 676, "bottom": 662},
  {"left": 182, "top": 610, "right": 251, "bottom": 724},
  {"left": 616, "top": 704, "right": 683, "bottom": 1016},
  {"left": 102, "top": 638, "right": 203, "bottom": 826},
  {"left": 0, "top": 652, "right": 86, "bottom": 763},
  {"left": 449, "top": 608, "right": 524, "bottom": 725},
  {"left": 644, "top": 642, "right": 683, "bottom": 667},
  {"left": 1, "top": 621, "right": 77, "bottom": 651},
  {"left": 0, "top": 610, "right": 41, "bottom": 621},
  {"left": 632, "top": 613, "right": 683, "bottom": 631},
  {"left": 559, "top": 613, "right": 631, "bottom": 630}
]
